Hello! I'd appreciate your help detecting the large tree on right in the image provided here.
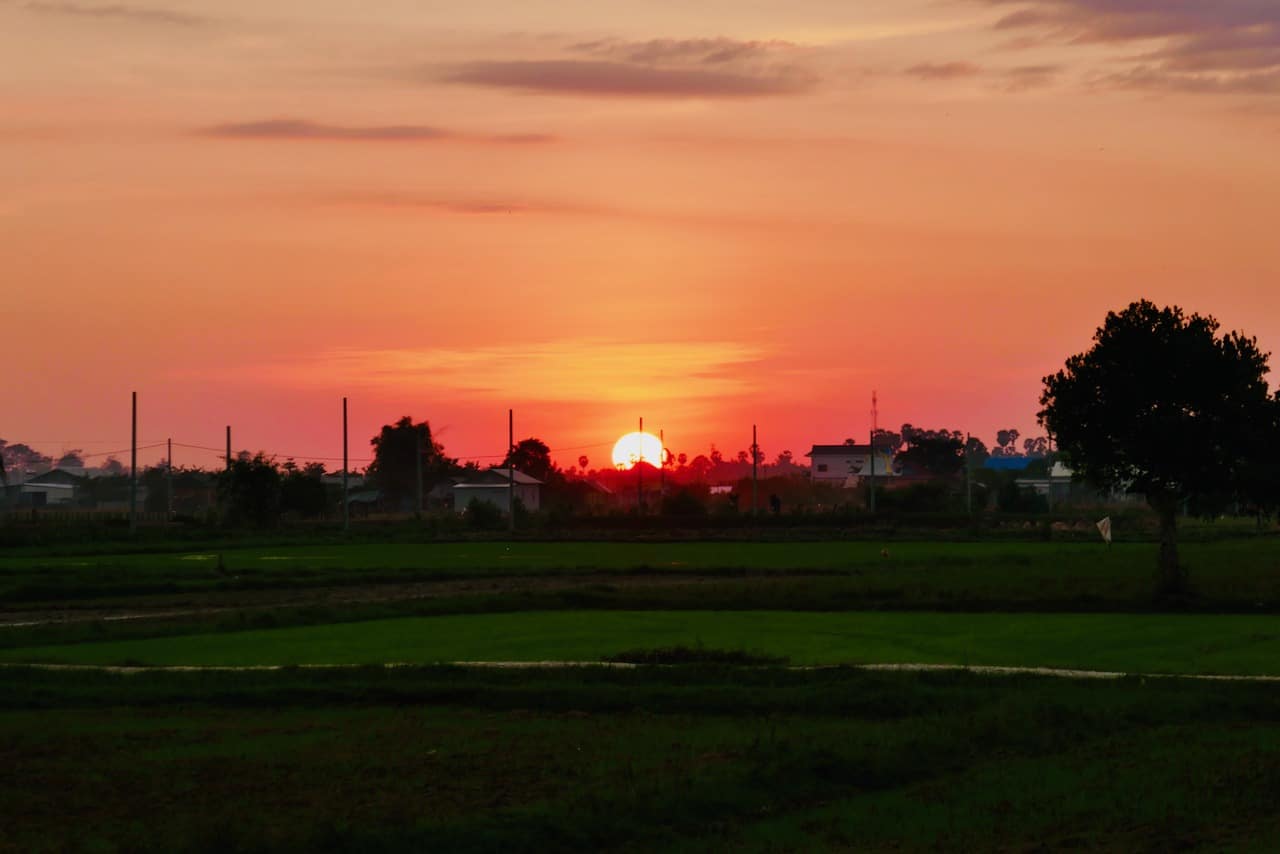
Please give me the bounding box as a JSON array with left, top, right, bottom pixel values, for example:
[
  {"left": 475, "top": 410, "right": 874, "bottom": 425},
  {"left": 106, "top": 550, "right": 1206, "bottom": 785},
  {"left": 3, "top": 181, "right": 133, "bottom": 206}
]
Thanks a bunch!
[{"left": 1039, "top": 300, "right": 1275, "bottom": 596}]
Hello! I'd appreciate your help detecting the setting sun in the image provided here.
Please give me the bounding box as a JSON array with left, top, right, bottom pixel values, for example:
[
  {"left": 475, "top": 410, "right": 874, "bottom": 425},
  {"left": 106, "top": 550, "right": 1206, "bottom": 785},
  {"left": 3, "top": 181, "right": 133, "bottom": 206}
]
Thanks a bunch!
[{"left": 611, "top": 432, "right": 664, "bottom": 470}]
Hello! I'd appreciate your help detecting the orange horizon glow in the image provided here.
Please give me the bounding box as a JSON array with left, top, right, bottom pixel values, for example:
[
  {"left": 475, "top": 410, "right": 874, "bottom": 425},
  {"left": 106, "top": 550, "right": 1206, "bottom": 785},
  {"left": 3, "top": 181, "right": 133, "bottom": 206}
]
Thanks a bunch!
[{"left": 4, "top": 1, "right": 1279, "bottom": 467}]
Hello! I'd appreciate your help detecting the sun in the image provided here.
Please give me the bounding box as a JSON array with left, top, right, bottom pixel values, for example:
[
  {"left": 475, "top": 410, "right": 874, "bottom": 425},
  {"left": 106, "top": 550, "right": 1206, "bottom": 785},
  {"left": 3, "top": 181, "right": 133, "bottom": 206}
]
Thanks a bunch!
[{"left": 612, "top": 432, "right": 664, "bottom": 470}]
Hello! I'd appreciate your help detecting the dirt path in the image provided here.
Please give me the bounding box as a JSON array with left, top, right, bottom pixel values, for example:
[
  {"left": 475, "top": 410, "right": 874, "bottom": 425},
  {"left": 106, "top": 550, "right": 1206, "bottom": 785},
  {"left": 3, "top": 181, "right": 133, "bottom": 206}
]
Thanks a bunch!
[{"left": 5, "top": 660, "right": 1280, "bottom": 683}]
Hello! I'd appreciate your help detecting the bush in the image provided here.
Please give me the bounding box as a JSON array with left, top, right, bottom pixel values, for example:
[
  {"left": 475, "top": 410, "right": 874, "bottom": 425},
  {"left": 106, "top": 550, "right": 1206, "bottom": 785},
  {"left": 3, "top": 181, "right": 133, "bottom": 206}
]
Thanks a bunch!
[{"left": 464, "top": 498, "right": 504, "bottom": 531}]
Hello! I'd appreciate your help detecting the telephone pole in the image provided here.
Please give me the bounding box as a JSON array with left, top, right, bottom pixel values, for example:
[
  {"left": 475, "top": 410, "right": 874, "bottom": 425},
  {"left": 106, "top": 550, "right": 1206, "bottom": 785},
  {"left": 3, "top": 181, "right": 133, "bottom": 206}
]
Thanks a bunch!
[
  {"left": 129, "top": 392, "right": 137, "bottom": 534},
  {"left": 508, "top": 408, "right": 515, "bottom": 533},
  {"left": 342, "top": 397, "right": 349, "bottom": 534},
  {"left": 751, "top": 424, "right": 759, "bottom": 517},
  {"left": 964, "top": 432, "right": 973, "bottom": 515},
  {"left": 415, "top": 429, "right": 423, "bottom": 519},
  {"left": 167, "top": 437, "right": 174, "bottom": 519},
  {"left": 659, "top": 428, "right": 665, "bottom": 500},
  {"left": 637, "top": 416, "right": 643, "bottom": 513},
  {"left": 225, "top": 425, "right": 231, "bottom": 472}
]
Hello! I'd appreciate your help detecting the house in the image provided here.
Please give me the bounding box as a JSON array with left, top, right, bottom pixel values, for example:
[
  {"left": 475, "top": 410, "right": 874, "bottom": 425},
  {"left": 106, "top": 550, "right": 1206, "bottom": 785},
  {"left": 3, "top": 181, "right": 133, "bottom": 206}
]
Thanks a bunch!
[
  {"left": 3, "top": 481, "right": 77, "bottom": 507},
  {"left": 806, "top": 445, "right": 899, "bottom": 487},
  {"left": 450, "top": 467, "right": 542, "bottom": 514},
  {"left": 344, "top": 489, "right": 384, "bottom": 517},
  {"left": 1014, "top": 462, "right": 1074, "bottom": 497},
  {"left": 2, "top": 466, "right": 84, "bottom": 507},
  {"left": 983, "top": 456, "right": 1037, "bottom": 472}
]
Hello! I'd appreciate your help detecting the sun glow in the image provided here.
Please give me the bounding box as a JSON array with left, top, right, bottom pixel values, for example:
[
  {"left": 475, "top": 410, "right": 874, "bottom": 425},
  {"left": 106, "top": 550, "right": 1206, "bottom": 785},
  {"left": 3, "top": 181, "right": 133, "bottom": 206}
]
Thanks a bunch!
[{"left": 612, "top": 432, "right": 664, "bottom": 470}]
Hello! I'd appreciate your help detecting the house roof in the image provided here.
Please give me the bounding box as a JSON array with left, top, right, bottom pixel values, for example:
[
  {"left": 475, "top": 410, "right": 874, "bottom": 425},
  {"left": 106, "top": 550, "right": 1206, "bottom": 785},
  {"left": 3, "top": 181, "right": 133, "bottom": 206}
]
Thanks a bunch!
[
  {"left": 451, "top": 467, "right": 543, "bottom": 488},
  {"left": 807, "top": 444, "right": 881, "bottom": 456},
  {"left": 25, "top": 468, "right": 85, "bottom": 485},
  {"left": 984, "top": 456, "right": 1035, "bottom": 471}
]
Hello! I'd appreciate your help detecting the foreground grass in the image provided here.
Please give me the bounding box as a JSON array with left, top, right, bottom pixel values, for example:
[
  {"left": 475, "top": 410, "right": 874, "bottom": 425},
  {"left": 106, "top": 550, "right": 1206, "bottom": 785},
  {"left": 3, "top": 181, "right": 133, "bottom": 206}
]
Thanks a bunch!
[
  {"left": 4, "top": 538, "right": 1280, "bottom": 609},
  {"left": 4, "top": 666, "right": 1280, "bottom": 852},
  {"left": 8, "top": 609, "right": 1280, "bottom": 675}
]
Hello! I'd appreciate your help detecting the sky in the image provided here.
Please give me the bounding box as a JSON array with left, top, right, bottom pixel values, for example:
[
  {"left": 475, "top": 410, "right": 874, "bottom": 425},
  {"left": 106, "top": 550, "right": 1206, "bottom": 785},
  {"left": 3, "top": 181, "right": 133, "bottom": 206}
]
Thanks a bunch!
[{"left": 4, "top": 0, "right": 1279, "bottom": 470}]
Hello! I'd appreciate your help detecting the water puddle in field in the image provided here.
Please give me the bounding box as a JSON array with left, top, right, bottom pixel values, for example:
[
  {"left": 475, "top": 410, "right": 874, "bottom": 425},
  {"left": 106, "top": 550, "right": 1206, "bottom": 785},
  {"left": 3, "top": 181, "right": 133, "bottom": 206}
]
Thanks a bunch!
[{"left": 180, "top": 555, "right": 216, "bottom": 561}]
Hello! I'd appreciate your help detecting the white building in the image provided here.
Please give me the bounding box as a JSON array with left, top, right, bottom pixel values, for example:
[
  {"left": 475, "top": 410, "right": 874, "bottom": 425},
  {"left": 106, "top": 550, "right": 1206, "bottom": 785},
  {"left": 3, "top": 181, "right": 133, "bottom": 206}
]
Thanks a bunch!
[
  {"left": 806, "top": 444, "right": 899, "bottom": 487},
  {"left": 451, "top": 468, "right": 542, "bottom": 514}
]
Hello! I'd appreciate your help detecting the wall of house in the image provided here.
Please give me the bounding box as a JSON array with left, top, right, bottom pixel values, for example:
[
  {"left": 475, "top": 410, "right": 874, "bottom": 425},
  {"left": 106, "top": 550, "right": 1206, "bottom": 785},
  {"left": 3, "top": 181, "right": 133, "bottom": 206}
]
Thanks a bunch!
[
  {"left": 453, "top": 484, "right": 540, "bottom": 513},
  {"left": 810, "top": 452, "right": 896, "bottom": 485}
]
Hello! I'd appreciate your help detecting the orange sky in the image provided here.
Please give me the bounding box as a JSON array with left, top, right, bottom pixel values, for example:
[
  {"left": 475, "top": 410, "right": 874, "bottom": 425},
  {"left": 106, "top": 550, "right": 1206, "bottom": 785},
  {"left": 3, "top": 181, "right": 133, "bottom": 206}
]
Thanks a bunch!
[{"left": 4, "top": 0, "right": 1279, "bottom": 469}]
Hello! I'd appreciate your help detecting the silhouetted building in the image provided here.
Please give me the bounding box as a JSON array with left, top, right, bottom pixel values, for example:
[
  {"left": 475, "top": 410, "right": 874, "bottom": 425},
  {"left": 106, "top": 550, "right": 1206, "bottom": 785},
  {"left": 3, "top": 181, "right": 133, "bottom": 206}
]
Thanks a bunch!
[{"left": 806, "top": 445, "right": 899, "bottom": 487}]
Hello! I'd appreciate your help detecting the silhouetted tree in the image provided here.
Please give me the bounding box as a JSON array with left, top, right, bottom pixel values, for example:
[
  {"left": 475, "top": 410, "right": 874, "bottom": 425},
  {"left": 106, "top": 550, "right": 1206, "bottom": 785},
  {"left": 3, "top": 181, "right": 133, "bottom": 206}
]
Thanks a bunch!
[
  {"left": 57, "top": 450, "right": 84, "bottom": 468},
  {"left": 993, "top": 428, "right": 1021, "bottom": 457},
  {"left": 1237, "top": 394, "right": 1280, "bottom": 522},
  {"left": 504, "top": 437, "right": 559, "bottom": 484},
  {"left": 217, "top": 453, "right": 282, "bottom": 527},
  {"left": 1022, "top": 437, "right": 1049, "bottom": 457},
  {"left": 688, "top": 454, "right": 713, "bottom": 481},
  {"left": 871, "top": 429, "right": 903, "bottom": 454},
  {"left": 965, "top": 436, "right": 990, "bottom": 467},
  {"left": 281, "top": 461, "right": 329, "bottom": 518},
  {"left": 578, "top": 455, "right": 589, "bottom": 471},
  {"left": 0, "top": 442, "right": 51, "bottom": 478},
  {"left": 367, "top": 417, "right": 457, "bottom": 509},
  {"left": 1040, "top": 300, "right": 1275, "bottom": 595},
  {"left": 100, "top": 456, "right": 126, "bottom": 476},
  {"left": 895, "top": 433, "right": 965, "bottom": 478}
]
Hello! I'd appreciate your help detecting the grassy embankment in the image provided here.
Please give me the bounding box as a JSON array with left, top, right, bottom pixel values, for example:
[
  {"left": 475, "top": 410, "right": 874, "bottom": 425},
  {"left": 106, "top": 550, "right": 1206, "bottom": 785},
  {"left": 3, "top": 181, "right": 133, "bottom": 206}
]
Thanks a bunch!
[{"left": 7, "top": 609, "right": 1280, "bottom": 675}]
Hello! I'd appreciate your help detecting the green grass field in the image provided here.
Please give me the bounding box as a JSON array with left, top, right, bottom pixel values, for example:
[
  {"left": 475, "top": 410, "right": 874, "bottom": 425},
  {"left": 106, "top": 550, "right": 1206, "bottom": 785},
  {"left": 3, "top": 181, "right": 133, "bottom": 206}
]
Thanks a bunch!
[
  {"left": 4, "top": 538, "right": 1280, "bottom": 609},
  {"left": 8, "top": 609, "right": 1280, "bottom": 675},
  {"left": 4, "top": 666, "right": 1280, "bottom": 853},
  {"left": 7, "top": 535, "right": 1280, "bottom": 851}
]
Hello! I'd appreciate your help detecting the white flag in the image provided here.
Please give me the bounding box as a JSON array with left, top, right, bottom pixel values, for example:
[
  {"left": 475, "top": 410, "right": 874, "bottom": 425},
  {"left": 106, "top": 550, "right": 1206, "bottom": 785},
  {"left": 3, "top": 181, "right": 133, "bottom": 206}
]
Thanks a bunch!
[{"left": 1096, "top": 517, "right": 1112, "bottom": 544}]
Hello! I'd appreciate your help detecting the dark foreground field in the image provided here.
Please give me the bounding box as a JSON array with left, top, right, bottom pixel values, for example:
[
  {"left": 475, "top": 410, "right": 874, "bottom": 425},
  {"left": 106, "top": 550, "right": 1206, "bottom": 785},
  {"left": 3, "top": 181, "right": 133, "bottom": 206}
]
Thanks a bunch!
[
  {"left": 4, "top": 666, "right": 1280, "bottom": 853},
  {"left": 5, "top": 534, "right": 1280, "bottom": 851}
]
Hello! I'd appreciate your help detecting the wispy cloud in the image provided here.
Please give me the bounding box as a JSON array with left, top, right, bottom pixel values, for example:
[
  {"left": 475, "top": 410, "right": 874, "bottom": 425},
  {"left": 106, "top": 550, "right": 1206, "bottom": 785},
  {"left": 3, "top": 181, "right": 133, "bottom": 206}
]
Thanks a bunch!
[
  {"left": 904, "top": 61, "right": 983, "bottom": 80},
  {"left": 201, "top": 118, "right": 555, "bottom": 145},
  {"left": 437, "top": 37, "right": 817, "bottom": 99},
  {"left": 982, "top": 0, "right": 1280, "bottom": 95},
  {"left": 15, "top": 1, "right": 208, "bottom": 26},
  {"left": 1001, "top": 64, "right": 1061, "bottom": 91},
  {"left": 241, "top": 340, "right": 765, "bottom": 404},
  {"left": 569, "top": 37, "right": 798, "bottom": 66},
  {"left": 442, "top": 59, "right": 815, "bottom": 98}
]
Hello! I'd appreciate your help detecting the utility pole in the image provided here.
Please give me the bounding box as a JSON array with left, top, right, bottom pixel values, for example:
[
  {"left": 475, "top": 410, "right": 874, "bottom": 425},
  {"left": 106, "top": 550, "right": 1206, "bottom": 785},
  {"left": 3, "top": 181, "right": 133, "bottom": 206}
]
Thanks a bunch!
[
  {"left": 659, "top": 428, "right": 665, "bottom": 501},
  {"left": 637, "top": 416, "right": 643, "bottom": 513},
  {"left": 415, "top": 428, "right": 424, "bottom": 519},
  {"left": 508, "top": 408, "right": 515, "bottom": 533},
  {"left": 129, "top": 391, "right": 137, "bottom": 534},
  {"left": 167, "top": 437, "right": 174, "bottom": 519},
  {"left": 342, "top": 397, "right": 349, "bottom": 534},
  {"left": 751, "top": 424, "right": 759, "bottom": 517},
  {"left": 964, "top": 432, "right": 972, "bottom": 515},
  {"left": 1045, "top": 430, "right": 1054, "bottom": 512},
  {"left": 225, "top": 425, "right": 231, "bottom": 472},
  {"left": 868, "top": 391, "right": 878, "bottom": 513}
]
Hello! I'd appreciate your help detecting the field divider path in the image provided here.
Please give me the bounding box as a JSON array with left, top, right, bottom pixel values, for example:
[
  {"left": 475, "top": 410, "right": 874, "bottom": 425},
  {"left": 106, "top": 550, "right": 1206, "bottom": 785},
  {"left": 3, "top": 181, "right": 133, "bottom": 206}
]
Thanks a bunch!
[{"left": 5, "top": 660, "right": 1280, "bottom": 682}]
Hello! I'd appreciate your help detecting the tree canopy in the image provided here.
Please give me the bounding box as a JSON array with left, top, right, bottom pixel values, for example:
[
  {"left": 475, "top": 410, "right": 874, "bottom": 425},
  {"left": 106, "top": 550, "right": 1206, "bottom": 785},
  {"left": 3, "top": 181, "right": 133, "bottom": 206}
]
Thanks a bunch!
[
  {"left": 1039, "top": 300, "right": 1275, "bottom": 593},
  {"left": 367, "top": 417, "right": 457, "bottom": 510},
  {"left": 504, "top": 437, "right": 559, "bottom": 484}
]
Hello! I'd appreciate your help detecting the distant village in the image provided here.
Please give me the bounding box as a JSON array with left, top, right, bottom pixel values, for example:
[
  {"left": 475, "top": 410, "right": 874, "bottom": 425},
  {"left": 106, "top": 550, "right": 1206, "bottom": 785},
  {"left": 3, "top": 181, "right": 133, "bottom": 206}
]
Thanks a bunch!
[{"left": 1, "top": 423, "right": 1119, "bottom": 525}]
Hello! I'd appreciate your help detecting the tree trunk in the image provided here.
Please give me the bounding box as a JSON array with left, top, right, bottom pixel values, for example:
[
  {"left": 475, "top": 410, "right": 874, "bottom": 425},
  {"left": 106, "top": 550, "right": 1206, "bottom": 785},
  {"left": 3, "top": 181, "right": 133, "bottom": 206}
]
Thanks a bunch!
[{"left": 1150, "top": 493, "right": 1186, "bottom": 597}]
